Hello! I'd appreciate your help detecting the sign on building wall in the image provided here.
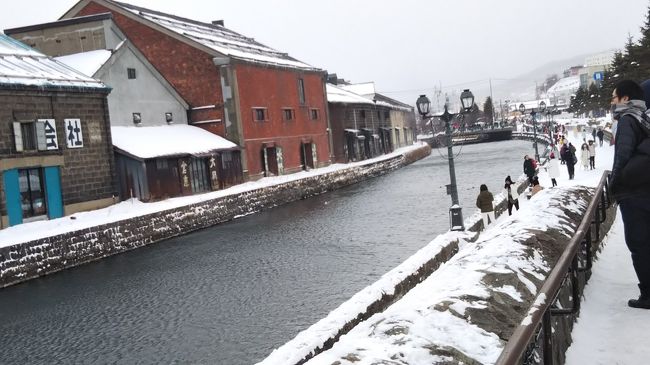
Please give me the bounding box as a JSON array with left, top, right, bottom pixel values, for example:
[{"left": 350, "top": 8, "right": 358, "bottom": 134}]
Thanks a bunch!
[
  {"left": 39, "top": 119, "right": 58, "bottom": 150},
  {"left": 209, "top": 155, "right": 220, "bottom": 190},
  {"left": 311, "top": 143, "right": 318, "bottom": 168},
  {"left": 179, "top": 159, "right": 191, "bottom": 194},
  {"left": 64, "top": 119, "right": 84, "bottom": 148},
  {"left": 277, "top": 147, "right": 284, "bottom": 175}
]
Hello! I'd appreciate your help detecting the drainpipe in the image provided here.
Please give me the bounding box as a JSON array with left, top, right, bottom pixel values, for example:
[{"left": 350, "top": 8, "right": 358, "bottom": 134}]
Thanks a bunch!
[{"left": 322, "top": 75, "right": 334, "bottom": 164}]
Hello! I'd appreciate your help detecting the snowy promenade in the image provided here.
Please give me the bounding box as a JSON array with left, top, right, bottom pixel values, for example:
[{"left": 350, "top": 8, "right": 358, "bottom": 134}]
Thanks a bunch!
[
  {"left": 536, "top": 127, "right": 650, "bottom": 364},
  {"left": 260, "top": 121, "right": 649, "bottom": 365}
]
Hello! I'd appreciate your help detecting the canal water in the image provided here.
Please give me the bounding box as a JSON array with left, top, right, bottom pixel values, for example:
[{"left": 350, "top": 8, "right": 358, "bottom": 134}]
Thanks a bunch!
[{"left": 0, "top": 140, "right": 535, "bottom": 365}]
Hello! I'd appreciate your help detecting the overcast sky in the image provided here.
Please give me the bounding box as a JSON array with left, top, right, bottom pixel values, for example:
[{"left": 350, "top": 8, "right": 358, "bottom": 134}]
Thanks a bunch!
[{"left": 1, "top": 0, "right": 649, "bottom": 105}]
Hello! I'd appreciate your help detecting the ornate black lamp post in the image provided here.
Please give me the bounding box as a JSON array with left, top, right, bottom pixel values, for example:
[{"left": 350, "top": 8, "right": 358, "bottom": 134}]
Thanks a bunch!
[
  {"left": 539, "top": 101, "right": 547, "bottom": 155},
  {"left": 416, "top": 89, "right": 474, "bottom": 231},
  {"left": 519, "top": 103, "right": 541, "bottom": 162}
]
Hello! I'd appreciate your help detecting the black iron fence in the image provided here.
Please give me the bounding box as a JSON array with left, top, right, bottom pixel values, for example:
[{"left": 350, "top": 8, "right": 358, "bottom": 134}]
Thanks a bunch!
[{"left": 496, "top": 171, "right": 613, "bottom": 365}]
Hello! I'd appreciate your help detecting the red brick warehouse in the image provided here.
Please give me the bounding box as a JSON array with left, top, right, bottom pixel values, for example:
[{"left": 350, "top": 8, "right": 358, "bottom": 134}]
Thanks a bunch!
[{"left": 63, "top": 0, "right": 332, "bottom": 180}]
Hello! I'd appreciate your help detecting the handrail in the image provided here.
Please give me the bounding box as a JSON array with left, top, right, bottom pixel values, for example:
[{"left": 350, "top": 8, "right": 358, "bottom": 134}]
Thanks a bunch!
[{"left": 496, "top": 171, "right": 612, "bottom": 365}]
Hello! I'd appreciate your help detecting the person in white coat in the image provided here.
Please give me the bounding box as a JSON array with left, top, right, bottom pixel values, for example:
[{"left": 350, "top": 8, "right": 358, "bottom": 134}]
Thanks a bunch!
[
  {"left": 548, "top": 152, "right": 560, "bottom": 187},
  {"left": 588, "top": 139, "right": 596, "bottom": 169},
  {"left": 503, "top": 176, "right": 520, "bottom": 216},
  {"left": 580, "top": 143, "right": 590, "bottom": 170}
]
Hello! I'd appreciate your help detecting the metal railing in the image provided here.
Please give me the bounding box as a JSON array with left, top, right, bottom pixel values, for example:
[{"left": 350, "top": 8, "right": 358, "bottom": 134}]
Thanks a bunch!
[{"left": 496, "top": 171, "right": 612, "bottom": 365}]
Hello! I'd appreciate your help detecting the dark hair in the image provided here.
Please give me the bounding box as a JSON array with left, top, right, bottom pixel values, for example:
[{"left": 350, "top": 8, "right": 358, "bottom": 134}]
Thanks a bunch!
[
  {"left": 614, "top": 80, "right": 644, "bottom": 101},
  {"left": 480, "top": 184, "right": 488, "bottom": 191},
  {"left": 505, "top": 175, "right": 513, "bottom": 183},
  {"left": 641, "top": 79, "right": 650, "bottom": 106}
]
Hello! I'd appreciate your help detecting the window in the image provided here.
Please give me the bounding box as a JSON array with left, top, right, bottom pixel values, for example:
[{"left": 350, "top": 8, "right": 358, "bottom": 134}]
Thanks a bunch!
[
  {"left": 298, "top": 78, "right": 305, "bottom": 105},
  {"left": 360, "top": 110, "right": 366, "bottom": 119},
  {"left": 133, "top": 113, "right": 142, "bottom": 125},
  {"left": 310, "top": 109, "right": 319, "bottom": 120},
  {"left": 156, "top": 158, "right": 169, "bottom": 170},
  {"left": 189, "top": 158, "right": 209, "bottom": 193},
  {"left": 253, "top": 108, "right": 267, "bottom": 122},
  {"left": 20, "top": 122, "right": 37, "bottom": 150},
  {"left": 282, "top": 108, "right": 295, "bottom": 121},
  {"left": 127, "top": 68, "right": 136, "bottom": 79},
  {"left": 384, "top": 111, "right": 390, "bottom": 119},
  {"left": 165, "top": 112, "right": 173, "bottom": 124},
  {"left": 19, "top": 168, "right": 46, "bottom": 219},
  {"left": 13, "top": 120, "right": 58, "bottom": 152}
]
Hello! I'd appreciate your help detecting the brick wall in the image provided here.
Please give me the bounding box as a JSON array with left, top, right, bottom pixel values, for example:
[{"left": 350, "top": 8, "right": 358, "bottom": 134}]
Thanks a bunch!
[
  {"left": 234, "top": 64, "right": 330, "bottom": 176},
  {"left": 76, "top": 2, "right": 226, "bottom": 135},
  {"left": 0, "top": 145, "right": 431, "bottom": 288}
]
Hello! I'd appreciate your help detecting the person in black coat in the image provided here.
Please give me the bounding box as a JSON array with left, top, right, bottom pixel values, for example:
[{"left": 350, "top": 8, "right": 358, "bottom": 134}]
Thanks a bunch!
[
  {"left": 610, "top": 79, "right": 650, "bottom": 309},
  {"left": 523, "top": 155, "right": 535, "bottom": 185},
  {"left": 597, "top": 128, "right": 605, "bottom": 146},
  {"left": 565, "top": 142, "right": 577, "bottom": 179}
]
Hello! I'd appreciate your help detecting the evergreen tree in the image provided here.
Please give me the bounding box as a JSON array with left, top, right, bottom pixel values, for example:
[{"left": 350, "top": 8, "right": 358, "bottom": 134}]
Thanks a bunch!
[
  {"left": 636, "top": 5, "right": 650, "bottom": 78},
  {"left": 483, "top": 97, "right": 494, "bottom": 123},
  {"left": 600, "top": 6, "right": 650, "bottom": 108},
  {"left": 569, "top": 87, "right": 587, "bottom": 116},
  {"left": 586, "top": 83, "right": 602, "bottom": 117}
]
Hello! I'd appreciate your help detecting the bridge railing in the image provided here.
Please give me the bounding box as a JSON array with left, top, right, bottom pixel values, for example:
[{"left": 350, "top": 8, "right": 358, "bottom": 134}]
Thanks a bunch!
[{"left": 495, "top": 171, "right": 612, "bottom": 365}]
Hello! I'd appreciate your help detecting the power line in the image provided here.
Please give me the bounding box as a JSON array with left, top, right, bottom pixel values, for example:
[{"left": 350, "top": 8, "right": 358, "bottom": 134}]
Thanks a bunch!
[{"left": 378, "top": 77, "right": 541, "bottom": 95}]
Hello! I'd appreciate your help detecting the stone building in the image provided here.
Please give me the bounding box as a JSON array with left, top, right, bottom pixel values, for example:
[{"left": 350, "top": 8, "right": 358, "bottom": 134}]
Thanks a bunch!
[
  {"left": 0, "top": 34, "right": 115, "bottom": 227},
  {"left": 327, "top": 81, "right": 416, "bottom": 163},
  {"left": 7, "top": 15, "right": 244, "bottom": 201}
]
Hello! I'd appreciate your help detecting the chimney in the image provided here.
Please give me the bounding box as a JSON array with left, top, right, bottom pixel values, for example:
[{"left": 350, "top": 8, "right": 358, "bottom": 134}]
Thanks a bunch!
[{"left": 212, "top": 20, "right": 224, "bottom": 27}]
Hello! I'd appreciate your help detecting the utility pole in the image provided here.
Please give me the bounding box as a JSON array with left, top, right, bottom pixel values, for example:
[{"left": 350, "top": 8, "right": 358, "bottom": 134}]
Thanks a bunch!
[{"left": 489, "top": 78, "right": 495, "bottom": 123}]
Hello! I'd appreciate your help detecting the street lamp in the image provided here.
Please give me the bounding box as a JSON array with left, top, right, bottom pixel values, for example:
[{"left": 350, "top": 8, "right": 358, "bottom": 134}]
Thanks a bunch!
[
  {"left": 416, "top": 89, "right": 474, "bottom": 231},
  {"left": 530, "top": 103, "right": 541, "bottom": 162},
  {"left": 533, "top": 100, "right": 546, "bottom": 157}
]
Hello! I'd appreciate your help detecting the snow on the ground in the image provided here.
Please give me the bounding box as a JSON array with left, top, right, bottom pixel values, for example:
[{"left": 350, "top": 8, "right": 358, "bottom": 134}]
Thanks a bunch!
[
  {"left": 300, "top": 183, "right": 589, "bottom": 365},
  {"left": 565, "top": 212, "right": 650, "bottom": 365},
  {"left": 261, "top": 119, "right": 642, "bottom": 365},
  {"left": 0, "top": 144, "right": 424, "bottom": 248}
]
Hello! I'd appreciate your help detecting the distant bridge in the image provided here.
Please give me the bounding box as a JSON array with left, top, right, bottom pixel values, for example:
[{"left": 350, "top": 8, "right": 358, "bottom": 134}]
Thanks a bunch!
[{"left": 419, "top": 128, "right": 514, "bottom": 148}]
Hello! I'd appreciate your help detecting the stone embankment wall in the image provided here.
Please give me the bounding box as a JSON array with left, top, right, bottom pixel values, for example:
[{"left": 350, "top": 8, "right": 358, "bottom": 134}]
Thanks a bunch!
[{"left": 0, "top": 145, "right": 431, "bottom": 288}]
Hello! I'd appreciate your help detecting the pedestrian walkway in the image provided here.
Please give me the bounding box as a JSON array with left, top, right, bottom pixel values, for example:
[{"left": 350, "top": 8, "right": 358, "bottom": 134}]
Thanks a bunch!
[
  {"left": 543, "top": 125, "right": 649, "bottom": 364},
  {"left": 565, "top": 212, "right": 650, "bottom": 365}
]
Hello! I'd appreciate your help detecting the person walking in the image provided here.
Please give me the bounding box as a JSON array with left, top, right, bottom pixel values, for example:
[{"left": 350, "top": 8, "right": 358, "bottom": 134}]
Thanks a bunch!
[
  {"left": 503, "top": 176, "right": 520, "bottom": 216},
  {"left": 548, "top": 152, "right": 560, "bottom": 187},
  {"left": 597, "top": 128, "right": 604, "bottom": 146},
  {"left": 588, "top": 140, "right": 596, "bottom": 169},
  {"left": 560, "top": 142, "right": 568, "bottom": 165},
  {"left": 476, "top": 184, "right": 495, "bottom": 229},
  {"left": 530, "top": 176, "right": 543, "bottom": 196},
  {"left": 523, "top": 155, "right": 535, "bottom": 185},
  {"left": 566, "top": 142, "right": 577, "bottom": 179},
  {"left": 610, "top": 79, "right": 650, "bottom": 309},
  {"left": 580, "top": 143, "right": 590, "bottom": 170}
]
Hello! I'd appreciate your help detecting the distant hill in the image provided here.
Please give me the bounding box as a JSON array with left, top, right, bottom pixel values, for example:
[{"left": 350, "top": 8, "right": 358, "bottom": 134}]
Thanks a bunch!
[{"left": 481, "top": 51, "right": 615, "bottom": 104}]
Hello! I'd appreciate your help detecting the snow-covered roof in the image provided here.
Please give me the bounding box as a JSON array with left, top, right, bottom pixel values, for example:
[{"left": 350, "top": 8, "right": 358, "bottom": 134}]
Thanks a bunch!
[
  {"left": 111, "top": 124, "right": 238, "bottom": 159},
  {"left": 326, "top": 83, "right": 375, "bottom": 105},
  {"left": 107, "top": 0, "right": 319, "bottom": 71},
  {"left": 340, "top": 82, "right": 376, "bottom": 96},
  {"left": 337, "top": 82, "right": 413, "bottom": 111},
  {"left": 0, "top": 34, "right": 107, "bottom": 90},
  {"left": 547, "top": 76, "right": 580, "bottom": 94},
  {"left": 55, "top": 49, "right": 113, "bottom": 77}
]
